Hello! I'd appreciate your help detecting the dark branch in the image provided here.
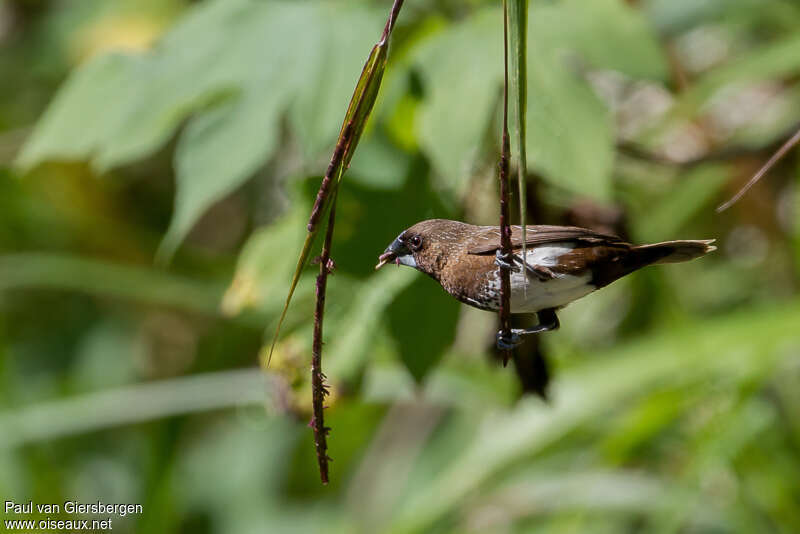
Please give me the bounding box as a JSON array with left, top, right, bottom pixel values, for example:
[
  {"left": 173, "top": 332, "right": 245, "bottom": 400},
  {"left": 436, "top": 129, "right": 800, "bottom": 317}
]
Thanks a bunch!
[
  {"left": 498, "top": 0, "right": 513, "bottom": 366},
  {"left": 306, "top": 0, "right": 406, "bottom": 485},
  {"left": 311, "top": 199, "right": 337, "bottom": 485},
  {"left": 717, "top": 126, "right": 800, "bottom": 212}
]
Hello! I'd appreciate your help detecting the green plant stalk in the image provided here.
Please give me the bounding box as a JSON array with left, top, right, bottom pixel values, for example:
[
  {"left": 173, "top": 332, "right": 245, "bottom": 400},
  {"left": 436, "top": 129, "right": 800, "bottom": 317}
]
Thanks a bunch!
[
  {"left": 268, "top": 0, "right": 404, "bottom": 364},
  {"left": 508, "top": 0, "right": 529, "bottom": 275}
]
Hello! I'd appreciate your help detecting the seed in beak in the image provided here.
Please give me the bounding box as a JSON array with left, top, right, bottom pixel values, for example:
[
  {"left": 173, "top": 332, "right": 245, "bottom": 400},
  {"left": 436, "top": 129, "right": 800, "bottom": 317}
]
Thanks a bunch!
[{"left": 375, "top": 252, "right": 395, "bottom": 270}]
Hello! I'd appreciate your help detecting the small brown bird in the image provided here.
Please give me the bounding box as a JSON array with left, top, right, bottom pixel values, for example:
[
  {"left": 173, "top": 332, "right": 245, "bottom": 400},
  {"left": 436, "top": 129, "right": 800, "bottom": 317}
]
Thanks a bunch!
[{"left": 376, "top": 219, "right": 715, "bottom": 349}]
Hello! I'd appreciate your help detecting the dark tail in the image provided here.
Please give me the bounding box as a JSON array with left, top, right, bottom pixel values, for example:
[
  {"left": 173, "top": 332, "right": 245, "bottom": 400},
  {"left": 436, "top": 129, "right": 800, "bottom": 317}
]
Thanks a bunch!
[{"left": 633, "top": 239, "right": 716, "bottom": 264}]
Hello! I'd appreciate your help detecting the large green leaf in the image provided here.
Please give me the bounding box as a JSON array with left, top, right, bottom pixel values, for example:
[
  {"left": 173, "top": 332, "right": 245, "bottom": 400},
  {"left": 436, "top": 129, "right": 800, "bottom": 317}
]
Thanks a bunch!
[
  {"left": 644, "top": 0, "right": 800, "bottom": 35},
  {"left": 524, "top": 37, "right": 614, "bottom": 200},
  {"left": 18, "top": 0, "right": 383, "bottom": 254},
  {"left": 414, "top": 9, "right": 503, "bottom": 196},
  {"left": 414, "top": 6, "right": 616, "bottom": 200},
  {"left": 386, "top": 298, "right": 800, "bottom": 532},
  {"left": 533, "top": 0, "right": 669, "bottom": 81},
  {"left": 162, "top": 87, "right": 287, "bottom": 259},
  {"left": 387, "top": 275, "right": 462, "bottom": 383},
  {"left": 644, "top": 33, "right": 800, "bottom": 145}
]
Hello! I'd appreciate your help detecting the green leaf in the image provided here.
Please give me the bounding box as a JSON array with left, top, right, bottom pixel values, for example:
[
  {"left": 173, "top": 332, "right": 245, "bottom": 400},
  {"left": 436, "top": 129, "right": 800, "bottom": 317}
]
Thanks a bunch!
[
  {"left": 389, "top": 298, "right": 800, "bottom": 532},
  {"left": 508, "top": 0, "right": 530, "bottom": 268},
  {"left": 533, "top": 0, "right": 669, "bottom": 81},
  {"left": 18, "top": 0, "right": 384, "bottom": 255},
  {"left": 643, "top": 0, "right": 800, "bottom": 35},
  {"left": 415, "top": 7, "right": 615, "bottom": 200},
  {"left": 414, "top": 9, "right": 503, "bottom": 196},
  {"left": 160, "top": 87, "right": 288, "bottom": 259},
  {"left": 16, "top": 52, "right": 144, "bottom": 170},
  {"left": 632, "top": 164, "right": 730, "bottom": 242},
  {"left": 327, "top": 268, "right": 417, "bottom": 383},
  {"left": 0, "top": 252, "right": 225, "bottom": 316},
  {"left": 645, "top": 33, "right": 800, "bottom": 143},
  {"left": 222, "top": 200, "right": 308, "bottom": 317},
  {"left": 524, "top": 37, "right": 614, "bottom": 200},
  {"left": 387, "top": 276, "right": 461, "bottom": 383}
]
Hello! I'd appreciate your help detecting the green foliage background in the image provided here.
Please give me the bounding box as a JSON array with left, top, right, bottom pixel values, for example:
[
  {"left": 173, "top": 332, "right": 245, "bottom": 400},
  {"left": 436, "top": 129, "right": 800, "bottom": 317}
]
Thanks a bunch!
[{"left": 2, "top": 0, "right": 800, "bottom": 532}]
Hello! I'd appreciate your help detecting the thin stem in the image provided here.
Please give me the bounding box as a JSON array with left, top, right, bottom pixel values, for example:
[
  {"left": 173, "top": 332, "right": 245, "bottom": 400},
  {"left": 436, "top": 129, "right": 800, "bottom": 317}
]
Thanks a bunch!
[
  {"left": 499, "top": 0, "right": 513, "bottom": 366},
  {"left": 508, "top": 0, "right": 528, "bottom": 294},
  {"left": 717, "top": 126, "right": 800, "bottom": 212},
  {"left": 381, "top": 0, "right": 405, "bottom": 44},
  {"left": 308, "top": 121, "right": 353, "bottom": 232},
  {"left": 269, "top": 0, "right": 405, "bottom": 369},
  {"left": 311, "top": 196, "right": 337, "bottom": 484}
]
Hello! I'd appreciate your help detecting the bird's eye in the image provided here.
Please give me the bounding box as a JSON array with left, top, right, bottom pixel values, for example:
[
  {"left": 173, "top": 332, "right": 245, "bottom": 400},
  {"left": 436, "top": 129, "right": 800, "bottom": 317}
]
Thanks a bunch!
[{"left": 409, "top": 235, "right": 423, "bottom": 250}]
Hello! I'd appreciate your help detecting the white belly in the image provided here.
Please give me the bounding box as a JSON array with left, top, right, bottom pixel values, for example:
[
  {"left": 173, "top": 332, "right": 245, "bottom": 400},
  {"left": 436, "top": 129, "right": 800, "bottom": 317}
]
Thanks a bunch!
[
  {"left": 509, "top": 272, "right": 595, "bottom": 312},
  {"left": 489, "top": 244, "right": 596, "bottom": 313}
]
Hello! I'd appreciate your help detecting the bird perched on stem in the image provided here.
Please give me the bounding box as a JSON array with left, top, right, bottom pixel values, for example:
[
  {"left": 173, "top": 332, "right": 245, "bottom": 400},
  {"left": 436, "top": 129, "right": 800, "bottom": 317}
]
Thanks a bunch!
[{"left": 376, "top": 219, "right": 715, "bottom": 349}]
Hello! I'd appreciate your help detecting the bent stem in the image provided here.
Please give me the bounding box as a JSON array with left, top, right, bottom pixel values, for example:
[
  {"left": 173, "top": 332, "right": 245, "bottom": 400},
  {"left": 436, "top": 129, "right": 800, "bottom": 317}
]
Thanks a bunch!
[
  {"left": 268, "top": 0, "right": 405, "bottom": 365},
  {"left": 267, "top": 0, "right": 405, "bottom": 485},
  {"left": 717, "top": 125, "right": 800, "bottom": 212}
]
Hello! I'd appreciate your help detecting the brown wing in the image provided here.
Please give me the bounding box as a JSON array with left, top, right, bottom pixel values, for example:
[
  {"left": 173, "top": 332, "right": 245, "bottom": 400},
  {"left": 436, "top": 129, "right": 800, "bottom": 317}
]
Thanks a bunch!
[{"left": 466, "top": 225, "right": 626, "bottom": 255}]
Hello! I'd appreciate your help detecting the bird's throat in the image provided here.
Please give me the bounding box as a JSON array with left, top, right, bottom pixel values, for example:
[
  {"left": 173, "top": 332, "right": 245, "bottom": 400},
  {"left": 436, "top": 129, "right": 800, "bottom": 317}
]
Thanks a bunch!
[{"left": 395, "top": 254, "right": 417, "bottom": 269}]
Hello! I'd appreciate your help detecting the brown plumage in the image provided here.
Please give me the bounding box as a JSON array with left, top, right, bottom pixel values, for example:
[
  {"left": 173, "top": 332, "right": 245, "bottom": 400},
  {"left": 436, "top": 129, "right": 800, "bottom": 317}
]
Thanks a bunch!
[{"left": 376, "top": 219, "right": 715, "bottom": 346}]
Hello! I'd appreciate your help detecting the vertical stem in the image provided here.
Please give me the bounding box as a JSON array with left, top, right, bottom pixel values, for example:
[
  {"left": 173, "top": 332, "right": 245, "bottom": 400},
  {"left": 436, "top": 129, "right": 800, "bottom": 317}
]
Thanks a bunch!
[
  {"left": 311, "top": 196, "right": 337, "bottom": 484},
  {"left": 499, "top": 0, "right": 513, "bottom": 366},
  {"left": 508, "top": 0, "right": 529, "bottom": 288}
]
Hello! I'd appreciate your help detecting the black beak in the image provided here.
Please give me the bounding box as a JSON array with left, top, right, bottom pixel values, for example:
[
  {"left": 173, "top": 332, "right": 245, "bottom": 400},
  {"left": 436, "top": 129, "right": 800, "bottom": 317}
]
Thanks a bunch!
[{"left": 375, "top": 237, "right": 408, "bottom": 270}]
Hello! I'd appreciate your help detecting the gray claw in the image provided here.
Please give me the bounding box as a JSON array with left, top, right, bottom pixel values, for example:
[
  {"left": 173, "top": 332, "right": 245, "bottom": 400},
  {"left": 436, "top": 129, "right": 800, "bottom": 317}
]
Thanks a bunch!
[
  {"left": 494, "top": 250, "right": 520, "bottom": 272},
  {"left": 496, "top": 330, "right": 521, "bottom": 350}
]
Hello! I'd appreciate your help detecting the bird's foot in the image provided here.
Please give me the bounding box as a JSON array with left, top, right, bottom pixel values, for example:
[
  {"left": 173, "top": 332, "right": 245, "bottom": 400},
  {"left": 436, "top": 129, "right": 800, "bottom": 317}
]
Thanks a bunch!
[
  {"left": 494, "top": 250, "right": 521, "bottom": 272},
  {"left": 495, "top": 309, "right": 561, "bottom": 350},
  {"left": 496, "top": 330, "right": 521, "bottom": 350}
]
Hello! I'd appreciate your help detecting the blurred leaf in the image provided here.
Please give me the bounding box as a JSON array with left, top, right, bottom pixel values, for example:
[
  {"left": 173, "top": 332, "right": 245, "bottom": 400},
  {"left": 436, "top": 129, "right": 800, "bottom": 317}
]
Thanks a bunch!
[
  {"left": 16, "top": 52, "right": 144, "bottom": 169},
  {"left": 0, "top": 370, "right": 270, "bottom": 449},
  {"left": 327, "top": 268, "right": 417, "bottom": 383},
  {"left": 534, "top": 0, "right": 669, "bottom": 81},
  {"left": 389, "top": 298, "right": 800, "bottom": 532},
  {"left": 633, "top": 163, "right": 730, "bottom": 242},
  {"left": 161, "top": 87, "right": 288, "bottom": 259},
  {"left": 644, "top": 0, "right": 800, "bottom": 35},
  {"left": 472, "top": 470, "right": 687, "bottom": 520},
  {"left": 415, "top": 7, "right": 614, "bottom": 200},
  {"left": 646, "top": 33, "right": 800, "bottom": 142},
  {"left": 0, "top": 252, "right": 227, "bottom": 317},
  {"left": 347, "top": 133, "right": 410, "bottom": 191},
  {"left": 222, "top": 203, "right": 307, "bottom": 317},
  {"left": 18, "top": 0, "right": 383, "bottom": 254},
  {"left": 524, "top": 32, "right": 614, "bottom": 200},
  {"left": 414, "top": 9, "right": 503, "bottom": 196},
  {"left": 387, "top": 276, "right": 461, "bottom": 383}
]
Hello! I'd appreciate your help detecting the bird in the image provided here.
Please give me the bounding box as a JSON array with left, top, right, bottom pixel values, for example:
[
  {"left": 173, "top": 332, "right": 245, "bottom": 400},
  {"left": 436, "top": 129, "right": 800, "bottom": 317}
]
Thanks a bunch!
[{"left": 375, "top": 219, "right": 715, "bottom": 349}]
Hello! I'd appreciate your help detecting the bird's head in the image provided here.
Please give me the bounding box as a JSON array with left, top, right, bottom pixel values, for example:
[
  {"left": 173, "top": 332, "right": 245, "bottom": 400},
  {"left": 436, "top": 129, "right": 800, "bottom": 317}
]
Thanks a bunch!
[{"left": 375, "top": 219, "right": 471, "bottom": 278}]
